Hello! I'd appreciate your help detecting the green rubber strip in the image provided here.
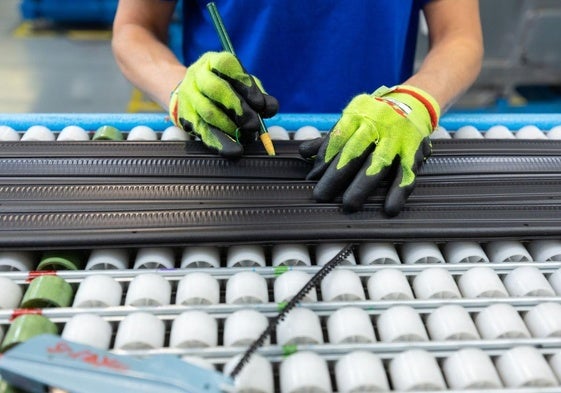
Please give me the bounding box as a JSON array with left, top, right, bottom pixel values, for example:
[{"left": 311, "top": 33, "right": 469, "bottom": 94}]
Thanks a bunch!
[
  {"left": 1, "top": 314, "right": 58, "bottom": 352},
  {"left": 37, "top": 250, "right": 84, "bottom": 271},
  {"left": 92, "top": 125, "right": 124, "bottom": 141},
  {"left": 281, "top": 344, "right": 298, "bottom": 357},
  {"left": 20, "top": 275, "right": 73, "bottom": 308},
  {"left": 273, "top": 265, "right": 289, "bottom": 276}
]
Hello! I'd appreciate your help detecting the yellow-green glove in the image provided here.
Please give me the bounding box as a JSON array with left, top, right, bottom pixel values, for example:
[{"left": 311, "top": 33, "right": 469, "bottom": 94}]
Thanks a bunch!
[
  {"left": 300, "top": 85, "right": 440, "bottom": 216},
  {"left": 170, "top": 51, "right": 278, "bottom": 158}
]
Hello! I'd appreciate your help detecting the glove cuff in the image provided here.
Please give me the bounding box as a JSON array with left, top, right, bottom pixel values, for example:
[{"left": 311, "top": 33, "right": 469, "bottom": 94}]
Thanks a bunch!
[
  {"left": 373, "top": 85, "right": 441, "bottom": 131},
  {"left": 169, "top": 86, "right": 181, "bottom": 127}
]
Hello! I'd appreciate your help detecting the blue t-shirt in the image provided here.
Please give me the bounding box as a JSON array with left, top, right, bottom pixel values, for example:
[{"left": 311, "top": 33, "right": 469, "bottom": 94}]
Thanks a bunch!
[{"left": 177, "top": 0, "right": 430, "bottom": 113}]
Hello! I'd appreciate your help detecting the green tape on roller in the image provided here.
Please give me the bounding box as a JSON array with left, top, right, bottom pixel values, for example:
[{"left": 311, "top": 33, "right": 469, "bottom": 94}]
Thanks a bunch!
[
  {"left": 20, "top": 275, "right": 73, "bottom": 309},
  {"left": 36, "top": 250, "right": 84, "bottom": 271},
  {"left": 0, "top": 378, "right": 23, "bottom": 393},
  {"left": 92, "top": 125, "right": 124, "bottom": 141},
  {"left": 0, "top": 315, "right": 58, "bottom": 352}
]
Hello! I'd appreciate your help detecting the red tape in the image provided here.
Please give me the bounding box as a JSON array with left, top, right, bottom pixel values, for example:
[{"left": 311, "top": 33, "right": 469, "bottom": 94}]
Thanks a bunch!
[
  {"left": 394, "top": 87, "right": 439, "bottom": 130},
  {"left": 10, "top": 308, "right": 42, "bottom": 321},
  {"left": 26, "top": 270, "right": 57, "bottom": 283}
]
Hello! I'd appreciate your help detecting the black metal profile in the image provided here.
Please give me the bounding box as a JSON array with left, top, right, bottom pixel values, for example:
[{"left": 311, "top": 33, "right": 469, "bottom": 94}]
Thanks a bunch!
[{"left": 0, "top": 139, "right": 561, "bottom": 249}]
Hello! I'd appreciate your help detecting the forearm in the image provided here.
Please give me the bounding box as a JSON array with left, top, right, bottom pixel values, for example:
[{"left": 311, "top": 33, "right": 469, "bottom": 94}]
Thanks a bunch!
[
  {"left": 403, "top": 0, "right": 483, "bottom": 114},
  {"left": 112, "top": 24, "right": 186, "bottom": 109},
  {"left": 404, "top": 36, "right": 483, "bottom": 112}
]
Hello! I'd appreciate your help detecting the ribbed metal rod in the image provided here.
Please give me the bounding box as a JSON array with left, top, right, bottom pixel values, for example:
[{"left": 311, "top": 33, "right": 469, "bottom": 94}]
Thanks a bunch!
[
  {"left": 0, "top": 296, "right": 558, "bottom": 324},
  {"left": 2, "top": 262, "right": 560, "bottom": 285}
]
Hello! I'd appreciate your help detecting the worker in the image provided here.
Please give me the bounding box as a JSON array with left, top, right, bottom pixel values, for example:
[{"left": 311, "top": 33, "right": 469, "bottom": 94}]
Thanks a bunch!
[{"left": 112, "top": 0, "right": 483, "bottom": 216}]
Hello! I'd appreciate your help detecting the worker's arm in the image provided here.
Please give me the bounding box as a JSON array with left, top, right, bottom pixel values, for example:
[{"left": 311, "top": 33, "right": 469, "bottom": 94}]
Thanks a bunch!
[
  {"left": 112, "top": 0, "right": 185, "bottom": 109},
  {"left": 406, "top": 0, "right": 483, "bottom": 111},
  {"left": 301, "top": 0, "right": 483, "bottom": 216},
  {"left": 112, "top": 0, "right": 277, "bottom": 157}
]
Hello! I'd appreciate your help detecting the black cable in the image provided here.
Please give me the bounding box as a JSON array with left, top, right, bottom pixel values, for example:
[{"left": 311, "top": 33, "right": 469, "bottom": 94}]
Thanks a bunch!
[{"left": 228, "top": 243, "right": 355, "bottom": 379}]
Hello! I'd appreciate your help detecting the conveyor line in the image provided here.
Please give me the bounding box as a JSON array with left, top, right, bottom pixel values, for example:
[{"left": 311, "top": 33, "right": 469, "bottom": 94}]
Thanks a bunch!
[
  {"left": 0, "top": 297, "right": 559, "bottom": 323},
  {"left": 2, "top": 262, "right": 561, "bottom": 284},
  {"left": 2, "top": 114, "right": 561, "bottom": 391},
  {"left": 3, "top": 204, "right": 561, "bottom": 247}
]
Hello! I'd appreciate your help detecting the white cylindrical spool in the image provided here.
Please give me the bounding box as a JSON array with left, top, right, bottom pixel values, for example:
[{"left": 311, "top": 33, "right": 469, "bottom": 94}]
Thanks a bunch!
[
  {"left": 335, "top": 351, "right": 389, "bottom": 392},
  {"left": 133, "top": 247, "right": 175, "bottom": 269},
  {"left": 377, "top": 305, "right": 428, "bottom": 342},
  {"left": 485, "top": 125, "right": 514, "bottom": 139},
  {"left": 315, "top": 243, "right": 356, "bottom": 266},
  {"left": 175, "top": 272, "right": 220, "bottom": 305},
  {"left": 271, "top": 244, "right": 311, "bottom": 266},
  {"left": 223, "top": 309, "right": 269, "bottom": 347},
  {"left": 267, "top": 125, "right": 290, "bottom": 141},
  {"left": 516, "top": 125, "right": 547, "bottom": 139},
  {"left": 549, "top": 268, "right": 561, "bottom": 295},
  {"left": 274, "top": 270, "right": 317, "bottom": 303},
  {"left": 430, "top": 126, "right": 451, "bottom": 139},
  {"left": 458, "top": 266, "right": 508, "bottom": 298},
  {"left": 127, "top": 125, "right": 158, "bottom": 141},
  {"left": 548, "top": 125, "right": 561, "bottom": 139},
  {"left": 226, "top": 271, "right": 268, "bottom": 304},
  {"left": 180, "top": 246, "right": 220, "bottom": 268},
  {"left": 223, "top": 354, "right": 274, "bottom": 393},
  {"left": 475, "top": 303, "right": 530, "bottom": 339},
  {"left": 524, "top": 302, "right": 561, "bottom": 338},
  {"left": 453, "top": 125, "right": 483, "bottom": 139},
  {"left": 57, "top": 125, "right": 89, "bottom": 141},
  {"left": 280, "top": 352, "right": 332, "bottom": 393},
  {"left": 484, "top": 240, "right": 532, "bottom": 262},
  {"left": 0, "top": 126, "right": 20, "bottom": 141},
  {"left": 62, "top": 314, "right": 112, "bottom": 350},
  {"left": 389, "top": 349, "right": 447, "bottom": 391},
  {"left": 276, "top": 308, "right": 323, "bottom": 345},
  {"left": 293, "top": 125, "right": 322, "bottom": 141},
  {"left": 327, "top": 307, "right": 375, "bottom": 344},
  {"left": 114, "top": 312, "right": 165, "bottom": 350},
  {"left": 412, "top": 267, "right": 461, "bottom": 299},
  {"left": 22, "top": 125, "right": 55, "bottom": 141},
  {"left": 124, "top": 273, "right": 171, "bottom": 307},
  {"left": 321, "top": 269, "right": 365, "bottom": 302},
  {"left": 442, "top": 348, "right": 503, "bottom": 389},
  {"left": 85, "top": 248, "right": 129, "bottom": 270},
  {"left": 367, "top": 269, "right": 414, "bottom": 300},
  {"left": 227, "top": 245, "right": 266, "bottom": 267},
  {"left": 169, "top": 310, "right": 217, "bottom": 348},
  {"left": 426, "top": 305, "right": 480, "bottom": 341},
  {"left": 0, "top": 251, "right": 35, "bottom": 271},
  {"left": 0, "top": 277, "right": 23, "bottom": 309},
  {"left": 496, "top": 346, "right": 557, "bottom": 388},
  {"left": 358, "top": 242, "right": 401, "bottom": 264},
  {"left": 73, "top": 274, "right": 123, "bottom": 308},
  {"left": 528, "top": 240, "right": 561, "bottom": 261},
  {"left": 548, "top": 351, "right": 561, "bottom": 383},
  {"left": 503, "top": 266, "right": 555, "bottom": 297},
  {"left": 443, "top": 241, "right": 489, "bottom": 263},
  {"left": 161, "top": 125, "right": 190, "bottom": 141},
  {"left": 401, "top": 242, "right": 445, "bottom": 264}
]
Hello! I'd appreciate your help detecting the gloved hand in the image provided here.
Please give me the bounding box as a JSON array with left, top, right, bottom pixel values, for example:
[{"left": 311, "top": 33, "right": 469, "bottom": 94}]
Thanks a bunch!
[
  {"left": 299, "top": 85, "right": 440, "bottom": 216},
  {"left": 169, "top": 51, "right": 278, "bottom": 158}
]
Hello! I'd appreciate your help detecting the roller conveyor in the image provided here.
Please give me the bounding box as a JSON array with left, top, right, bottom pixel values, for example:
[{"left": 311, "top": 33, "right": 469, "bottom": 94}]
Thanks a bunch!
[{"left": 2, "top": 113, "right": 561, "bottom": 392}]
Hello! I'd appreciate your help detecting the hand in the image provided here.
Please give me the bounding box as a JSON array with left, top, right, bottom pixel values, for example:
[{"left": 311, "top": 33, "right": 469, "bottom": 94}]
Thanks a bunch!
[
  {"left": 169, "top": 51, "right": 278, "bottom": 158},
  {"left": 299, "top": 85, "right": 440, "bottom": 216}
]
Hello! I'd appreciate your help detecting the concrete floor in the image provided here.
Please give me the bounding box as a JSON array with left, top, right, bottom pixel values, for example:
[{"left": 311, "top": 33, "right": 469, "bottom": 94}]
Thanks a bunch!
[{"left": 0, "top": 0, "right": 134, "bottom": 113}]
